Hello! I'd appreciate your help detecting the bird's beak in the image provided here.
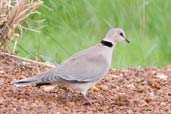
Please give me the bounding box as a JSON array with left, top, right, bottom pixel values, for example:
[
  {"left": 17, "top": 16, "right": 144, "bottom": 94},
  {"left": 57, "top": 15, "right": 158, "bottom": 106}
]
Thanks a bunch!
[{"left": 124, "top": 37, "right": 130, "bottom": 43}]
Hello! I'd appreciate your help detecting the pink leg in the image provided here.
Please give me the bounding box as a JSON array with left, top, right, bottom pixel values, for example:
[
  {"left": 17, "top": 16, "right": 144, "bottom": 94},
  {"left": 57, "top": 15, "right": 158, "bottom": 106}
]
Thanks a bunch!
[
  {"left": 64, "top": 90, "right": 69, "bottom": 98},
  {"left": 60, "top": 87, "right": 69, "bottom": 98},
  {"left": 82, "top": 95, "right": 96, "bottom": 105}
]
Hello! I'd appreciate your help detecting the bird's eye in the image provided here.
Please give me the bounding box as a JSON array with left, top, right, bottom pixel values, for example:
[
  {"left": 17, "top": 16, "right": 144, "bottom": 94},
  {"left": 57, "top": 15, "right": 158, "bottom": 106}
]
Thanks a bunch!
[{"left": 120, "top": 33, "right": 124, "bottom": 37}]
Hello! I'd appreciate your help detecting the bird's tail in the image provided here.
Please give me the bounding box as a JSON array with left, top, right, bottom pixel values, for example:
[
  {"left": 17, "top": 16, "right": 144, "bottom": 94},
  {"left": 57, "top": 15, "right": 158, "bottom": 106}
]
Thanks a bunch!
[{"left": 11, "top": 75, "right": 41, "bottom": 87}]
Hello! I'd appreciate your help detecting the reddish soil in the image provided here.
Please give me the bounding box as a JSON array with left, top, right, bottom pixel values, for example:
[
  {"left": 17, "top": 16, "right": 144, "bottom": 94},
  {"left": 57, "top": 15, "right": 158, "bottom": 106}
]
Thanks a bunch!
[{"left": 0, "top": 53, "right": 171, "bottom": 114}]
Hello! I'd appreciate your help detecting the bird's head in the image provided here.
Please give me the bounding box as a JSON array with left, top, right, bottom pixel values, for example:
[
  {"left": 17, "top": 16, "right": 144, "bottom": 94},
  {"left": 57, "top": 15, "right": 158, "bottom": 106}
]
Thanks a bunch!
[{"left": 104, "top": 28, "right": 130, "bottom": 44}]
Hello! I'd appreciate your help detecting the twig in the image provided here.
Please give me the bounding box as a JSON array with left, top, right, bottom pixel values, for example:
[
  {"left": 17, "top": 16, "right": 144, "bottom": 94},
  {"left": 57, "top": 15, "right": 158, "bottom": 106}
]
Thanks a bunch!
[{"left": 0, "top": 52, "right": 56, "bottom": 68}]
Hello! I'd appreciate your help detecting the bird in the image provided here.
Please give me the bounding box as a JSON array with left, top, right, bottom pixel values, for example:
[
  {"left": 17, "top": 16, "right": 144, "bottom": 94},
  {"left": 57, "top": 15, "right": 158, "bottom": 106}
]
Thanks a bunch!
[{"left": 12, "top": 28, "right": 130, "bottom": 104}]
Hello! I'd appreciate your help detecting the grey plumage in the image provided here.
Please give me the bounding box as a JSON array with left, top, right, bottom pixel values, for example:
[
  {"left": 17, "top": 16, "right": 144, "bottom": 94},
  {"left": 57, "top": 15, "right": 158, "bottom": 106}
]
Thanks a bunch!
[{"left": 12, "top": 28, "right": 129, "bottom": 104}]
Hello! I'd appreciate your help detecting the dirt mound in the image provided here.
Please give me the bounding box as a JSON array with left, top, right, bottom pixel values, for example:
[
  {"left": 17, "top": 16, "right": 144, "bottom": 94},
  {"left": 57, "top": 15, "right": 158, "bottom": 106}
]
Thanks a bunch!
[{"left": 0, "top": 53, "right": 171, "bottom": 114}]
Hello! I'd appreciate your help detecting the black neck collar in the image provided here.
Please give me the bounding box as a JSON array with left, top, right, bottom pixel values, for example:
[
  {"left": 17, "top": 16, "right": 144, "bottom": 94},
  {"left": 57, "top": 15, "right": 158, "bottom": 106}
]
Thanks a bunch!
[{"left": 101, "top": 40, "right": 113, "bottom": 47}]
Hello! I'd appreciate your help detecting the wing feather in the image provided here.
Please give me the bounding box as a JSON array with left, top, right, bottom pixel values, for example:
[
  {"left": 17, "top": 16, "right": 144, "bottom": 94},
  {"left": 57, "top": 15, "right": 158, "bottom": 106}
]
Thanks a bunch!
[
  {"left": 40, "top": 45, "right": 111, "bottom": 83},
  {"left": 54, "top": 53, "right": 109, "bottom": 82}
]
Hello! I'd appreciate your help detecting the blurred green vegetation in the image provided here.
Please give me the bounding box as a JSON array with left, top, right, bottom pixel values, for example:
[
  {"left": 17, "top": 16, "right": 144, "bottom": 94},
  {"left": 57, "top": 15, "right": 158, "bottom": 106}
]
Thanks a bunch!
[{"left": 16, "top": 0, "right": 171, "bottom": 68}]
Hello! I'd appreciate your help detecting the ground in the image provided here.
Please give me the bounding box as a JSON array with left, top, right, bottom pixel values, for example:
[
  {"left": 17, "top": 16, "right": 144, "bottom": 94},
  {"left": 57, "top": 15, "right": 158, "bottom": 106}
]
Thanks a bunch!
[{"left": 0, "top": 52, "right": 171, "bottom": 114}]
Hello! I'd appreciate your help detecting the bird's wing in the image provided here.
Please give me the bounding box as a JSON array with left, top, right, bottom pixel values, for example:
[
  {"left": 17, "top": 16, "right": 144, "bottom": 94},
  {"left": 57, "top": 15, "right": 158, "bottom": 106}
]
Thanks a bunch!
[{"left": 41, "top": 46, "right": 110, "bottom": 83}]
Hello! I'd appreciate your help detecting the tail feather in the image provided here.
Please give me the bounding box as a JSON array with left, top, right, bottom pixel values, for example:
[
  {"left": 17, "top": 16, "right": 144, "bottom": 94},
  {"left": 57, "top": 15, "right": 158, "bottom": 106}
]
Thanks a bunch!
[
  {"left": 12, "top": 70, "right": 56, "bottom": 87},
  {"left": 12, "top": 76, "right": 41, "bottom": 87},
  {"left": 12, "top": 80, "right": 37, "bottom": 87}
]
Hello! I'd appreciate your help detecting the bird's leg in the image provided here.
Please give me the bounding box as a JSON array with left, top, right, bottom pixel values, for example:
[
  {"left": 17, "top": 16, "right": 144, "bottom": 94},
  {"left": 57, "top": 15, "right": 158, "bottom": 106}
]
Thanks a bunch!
[
  {"left": 60, "top": 87, "right": 69, "bottom": 98},
  {"left": 64, "top": 90, "right": 69, "bottom": 98}
]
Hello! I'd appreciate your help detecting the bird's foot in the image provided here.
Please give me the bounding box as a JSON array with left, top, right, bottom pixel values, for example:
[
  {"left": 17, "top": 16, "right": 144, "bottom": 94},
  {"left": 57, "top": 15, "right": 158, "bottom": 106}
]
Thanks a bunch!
[
  {"left": 60, "top": 87, "right": 70, "bottom": 99},
  {"left": 82, "top": 96, "right": 96, "bottom": 105},
  {"left": 64, "top": 91, "right": 69, "bottom": 98}
]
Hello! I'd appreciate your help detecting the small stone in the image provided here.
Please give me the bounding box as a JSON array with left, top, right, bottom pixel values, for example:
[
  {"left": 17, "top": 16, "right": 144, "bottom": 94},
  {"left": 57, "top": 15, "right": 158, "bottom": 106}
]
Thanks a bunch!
[
  {"left": 102, "top": 85, "right": 108, "bottom": 90},
  {"left": 126, "top": 84, "right": 135, "bottom": 89},
  {"left": 0, "top": 79, "right": 4, "bottom": 86},
  {"left": 91, "top": 86, "right": 99, "bottom": 92},
  {"left": 0, "top": 97, "right": 4, "bottom": 105},
  {"left": 0, "top": 70, "right": 4, "bottom": 74},
  {"left": 149, "top": 79, "right": 160, "bottom": 89},
  {"left": 135, "top": 85, "right": 146, "bottom": 93},
  {"left": 114, "top": 95, "right": 130, "bottom": 106},
  {"left": 31, "top": 102, "right": 38, "bottom": 107},
  {"left": 155, "top": 73, "right": 168, "bottom": 80},
  {"left": 160, "top": 102, "right": 166, "bottom": 106},
  {"left": 41, "top": 85, "right": 56, "bottom": 92}
]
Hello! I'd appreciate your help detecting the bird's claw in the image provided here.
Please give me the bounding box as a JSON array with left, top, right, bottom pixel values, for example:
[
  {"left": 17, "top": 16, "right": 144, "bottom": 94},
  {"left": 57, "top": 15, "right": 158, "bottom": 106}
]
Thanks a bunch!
[{"left": 82, "top": 96, "right": 96, "bottom": 105}]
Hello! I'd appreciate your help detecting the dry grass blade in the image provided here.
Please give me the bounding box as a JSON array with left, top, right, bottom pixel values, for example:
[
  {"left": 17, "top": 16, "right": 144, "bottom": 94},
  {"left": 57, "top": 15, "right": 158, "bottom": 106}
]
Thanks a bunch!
[
  {"left": 0, "top": 51, "right": 56, "bottom": 67},
  {"left": 0, "top": 0, "right": 8, "bottom": 46},
  {"left": 0, "top": 0, "right": 43, "bottom": 51}
]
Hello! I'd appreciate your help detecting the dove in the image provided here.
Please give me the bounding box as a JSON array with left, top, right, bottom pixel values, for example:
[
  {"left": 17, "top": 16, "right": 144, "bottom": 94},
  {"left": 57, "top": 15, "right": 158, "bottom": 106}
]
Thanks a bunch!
[{"left": 12, "top": 28, "right": 129, "bottom": 104}]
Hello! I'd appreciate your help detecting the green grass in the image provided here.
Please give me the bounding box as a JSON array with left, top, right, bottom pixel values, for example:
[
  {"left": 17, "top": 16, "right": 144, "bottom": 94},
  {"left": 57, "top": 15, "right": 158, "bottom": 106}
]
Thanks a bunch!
[{"left": 16, "top": 0, "right": 171, "bottom": 68}]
